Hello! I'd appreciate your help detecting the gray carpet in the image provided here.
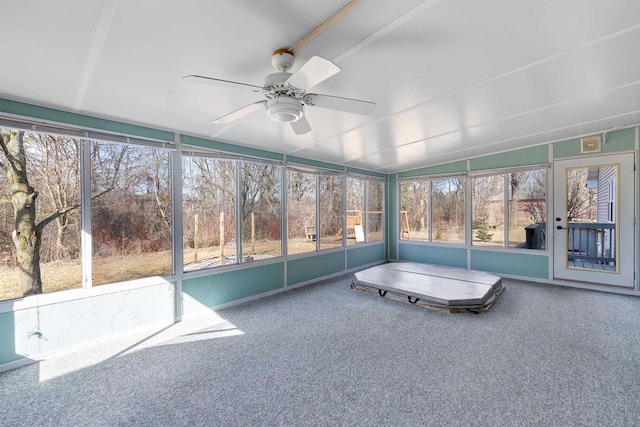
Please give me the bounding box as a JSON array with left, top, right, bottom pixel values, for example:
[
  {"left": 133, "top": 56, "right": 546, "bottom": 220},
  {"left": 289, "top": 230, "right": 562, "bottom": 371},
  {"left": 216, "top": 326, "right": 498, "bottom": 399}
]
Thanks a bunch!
[{"left": 2, "top": 276, "right": 640, "bottom": 426}]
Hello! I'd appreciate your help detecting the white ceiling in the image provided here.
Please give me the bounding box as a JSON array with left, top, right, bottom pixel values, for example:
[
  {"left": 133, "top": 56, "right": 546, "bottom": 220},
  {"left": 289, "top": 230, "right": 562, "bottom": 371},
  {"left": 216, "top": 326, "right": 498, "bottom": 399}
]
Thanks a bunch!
[{"left": 1, "top": 0, "right": 640, "bottom": 173}]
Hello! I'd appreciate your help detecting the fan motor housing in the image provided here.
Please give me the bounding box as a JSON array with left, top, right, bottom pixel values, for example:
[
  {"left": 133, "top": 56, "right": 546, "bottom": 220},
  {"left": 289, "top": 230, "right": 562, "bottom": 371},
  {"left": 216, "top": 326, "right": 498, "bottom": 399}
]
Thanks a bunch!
[
  {"left": 271, "top": 50, "right": 295, "bottom": 72},
  {"left": 266, "top": 97, "right": 303, "bottom": 123}
]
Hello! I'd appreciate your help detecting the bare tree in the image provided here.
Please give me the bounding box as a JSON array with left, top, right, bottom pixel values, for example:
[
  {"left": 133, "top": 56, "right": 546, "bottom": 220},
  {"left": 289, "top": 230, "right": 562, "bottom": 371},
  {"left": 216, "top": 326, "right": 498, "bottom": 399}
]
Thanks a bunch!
[
  {"left": 566, "top": 169, "right": 592, "bottom": 221},
  {"left": 509, "top": 172, "right": 522, "bottom": 227},
  {"left": 0, "top": 129, "right": 43, "bottom": 295},
  {"left": 1, "top": 129, "right": 120, "bottom": 296},
  {"left": 26, "top": 133, "right": 81, "bottom": 259},
  {"left": 519, "top": 170, "right": 547, "bottom": 223}
]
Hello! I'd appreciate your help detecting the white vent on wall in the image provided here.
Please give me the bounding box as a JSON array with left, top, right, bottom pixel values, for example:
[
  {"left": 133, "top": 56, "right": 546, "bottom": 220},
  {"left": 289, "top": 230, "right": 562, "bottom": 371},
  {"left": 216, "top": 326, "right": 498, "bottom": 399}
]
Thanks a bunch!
[{"left": 581, "top": 135, "right": 601, "bottom": 153}]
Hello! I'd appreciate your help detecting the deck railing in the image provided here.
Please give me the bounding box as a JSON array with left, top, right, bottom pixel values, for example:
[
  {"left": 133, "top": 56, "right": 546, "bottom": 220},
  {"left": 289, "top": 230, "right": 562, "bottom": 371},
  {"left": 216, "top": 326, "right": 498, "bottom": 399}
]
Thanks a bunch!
[{"left": 567, "top": 222, "right": 615, "bottom": 265}]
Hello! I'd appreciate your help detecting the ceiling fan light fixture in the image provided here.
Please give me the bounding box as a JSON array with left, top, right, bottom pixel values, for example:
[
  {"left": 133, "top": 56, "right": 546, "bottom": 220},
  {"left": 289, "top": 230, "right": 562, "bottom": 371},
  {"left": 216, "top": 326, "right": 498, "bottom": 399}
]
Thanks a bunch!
[{"left": 266, "top": 97, "right": 303, "bottom": 123}]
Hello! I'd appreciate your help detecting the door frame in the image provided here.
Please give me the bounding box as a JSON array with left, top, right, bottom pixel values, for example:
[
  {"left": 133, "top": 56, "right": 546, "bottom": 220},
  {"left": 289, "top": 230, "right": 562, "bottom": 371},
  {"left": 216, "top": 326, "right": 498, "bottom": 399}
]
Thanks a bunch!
[{"left": 552, "top": 152, "right": 635, "bottom": 288}]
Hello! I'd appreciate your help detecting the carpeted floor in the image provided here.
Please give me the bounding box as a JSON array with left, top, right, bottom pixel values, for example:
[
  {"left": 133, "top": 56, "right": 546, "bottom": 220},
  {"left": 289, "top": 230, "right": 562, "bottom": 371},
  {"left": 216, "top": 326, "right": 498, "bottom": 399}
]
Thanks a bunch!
[{"left": 1, "top": 276, "right": 640, "bottom": 426}]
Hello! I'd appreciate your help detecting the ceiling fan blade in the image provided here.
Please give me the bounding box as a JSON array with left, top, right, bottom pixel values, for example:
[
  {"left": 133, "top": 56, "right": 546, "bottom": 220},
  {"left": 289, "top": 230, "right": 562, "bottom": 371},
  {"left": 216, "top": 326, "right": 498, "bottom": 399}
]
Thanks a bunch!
[
  {"left": 303, "top": 93, "right": 375, "bottom": 115},
  {"left": 285, "top": 56, "right": 340, "bottom": 90},
  {"left": 290, "top": 115, "right": 312, "bottom": 135},
  {"left": 213, "top": 101, "right": 266, "bottom": 124},
  {"left": 183, "top": 75, "right": 263, "bottom": 91}
]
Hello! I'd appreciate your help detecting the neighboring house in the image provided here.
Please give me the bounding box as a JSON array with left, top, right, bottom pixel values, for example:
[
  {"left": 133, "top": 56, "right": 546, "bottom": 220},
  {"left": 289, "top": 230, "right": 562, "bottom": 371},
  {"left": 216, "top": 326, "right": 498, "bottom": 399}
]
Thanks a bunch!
[
  {"left": 594, "top": 166, "right": 616, "bottom": 260},
  {"left": 485, "top": 181, "right": 545, "bottom": 227}
]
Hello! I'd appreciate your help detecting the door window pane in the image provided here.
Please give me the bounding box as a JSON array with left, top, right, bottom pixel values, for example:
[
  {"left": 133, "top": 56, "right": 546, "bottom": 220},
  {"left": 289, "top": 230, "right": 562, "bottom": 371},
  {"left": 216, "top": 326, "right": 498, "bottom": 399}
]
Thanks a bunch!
[{"left": 565, "top": 166, "right": 616, "bottom": 270}]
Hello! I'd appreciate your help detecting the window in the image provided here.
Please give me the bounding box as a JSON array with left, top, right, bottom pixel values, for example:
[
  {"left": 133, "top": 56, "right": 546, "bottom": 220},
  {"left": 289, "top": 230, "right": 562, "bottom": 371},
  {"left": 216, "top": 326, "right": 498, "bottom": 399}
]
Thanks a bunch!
[
  {"left": 469, "top": 168, "right": 546, "bottom": 250},
  {"left": 287, "top": 170, "right": 317, "bottom": 254},
  {"left": 432, "top": 177, "right": 465, "bottom": 244},
  {"left": 399, "top": 180, "right": 429, "bottom": 241},
  {"left": 508, "top": 169, "right": 546, "bottom": 249},
  {"left": 182, "top": 153, "right": 237, "bottom": 271},
  {"left": 1, "top": 129, "right": 82, "bottom": 301},
  {"left": 367, "top": 181, "right": 384, "bottom": 242},
  {"left": 242, "top": 161, "right": 282, "bottom": 259},
  {"left": 399, "top": 176, "right": 465, "bottom": 244},
  {"left": 91, "top": 141, "right": 172, "bottom": 285},
  {"left": 347, "top": 176, "right": 384, "bottom": 244},
  {"left": 472, "top": 174, "right": 504, "bottom": 247},
  {"left": 346, "top": 177, "right": 365, "bottom": 245},
  {"left": 319, "top": 174, "right": 343, "bottom": 250}
]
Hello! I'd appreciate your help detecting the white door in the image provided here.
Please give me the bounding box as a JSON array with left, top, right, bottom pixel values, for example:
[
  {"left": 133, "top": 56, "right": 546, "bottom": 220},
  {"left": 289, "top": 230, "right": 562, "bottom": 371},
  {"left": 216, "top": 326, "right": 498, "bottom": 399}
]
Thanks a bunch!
[{"left": 553, "top": 153, "right": 635, "bottom": 287}]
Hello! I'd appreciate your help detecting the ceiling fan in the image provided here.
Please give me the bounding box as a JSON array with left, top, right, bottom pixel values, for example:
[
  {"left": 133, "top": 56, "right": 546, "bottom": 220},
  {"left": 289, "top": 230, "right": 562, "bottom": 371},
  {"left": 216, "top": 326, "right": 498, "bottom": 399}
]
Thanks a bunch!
[{"left": 183, "top": 49, "right": 376, "bottom": 135}]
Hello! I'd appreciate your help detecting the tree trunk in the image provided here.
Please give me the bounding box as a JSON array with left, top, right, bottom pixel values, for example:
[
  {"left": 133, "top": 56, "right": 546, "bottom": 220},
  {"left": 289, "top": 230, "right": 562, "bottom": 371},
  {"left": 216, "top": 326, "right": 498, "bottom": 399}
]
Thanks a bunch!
[
  {"left": 1, "top": 129, "right": 43, "bottom": 295},
  {"left": 55, "top": 215, "right": 68, "bottom": 259},
  {"left": 12, "top": 191, "right": 42, "bottom": 296},
  {"left": 510, "top": 173, "right": 522, "bottom": 228}
]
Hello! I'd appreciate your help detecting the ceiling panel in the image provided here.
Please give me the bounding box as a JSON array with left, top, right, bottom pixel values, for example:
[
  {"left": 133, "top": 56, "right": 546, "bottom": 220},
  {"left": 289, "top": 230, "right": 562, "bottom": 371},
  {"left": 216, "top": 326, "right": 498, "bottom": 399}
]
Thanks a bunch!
[
  {"left": 0, "top": 1, "right": 103, "bottom": 107},
  {"left": 1, "top": 1, "right": 640, "bottom": 173}
]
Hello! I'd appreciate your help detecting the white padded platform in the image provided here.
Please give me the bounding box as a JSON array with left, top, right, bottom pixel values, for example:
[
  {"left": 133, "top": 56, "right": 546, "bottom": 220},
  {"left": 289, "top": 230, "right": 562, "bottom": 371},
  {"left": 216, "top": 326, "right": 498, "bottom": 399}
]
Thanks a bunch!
[{"left": 352, "top": 262, "right": 503, "bottom": 310}]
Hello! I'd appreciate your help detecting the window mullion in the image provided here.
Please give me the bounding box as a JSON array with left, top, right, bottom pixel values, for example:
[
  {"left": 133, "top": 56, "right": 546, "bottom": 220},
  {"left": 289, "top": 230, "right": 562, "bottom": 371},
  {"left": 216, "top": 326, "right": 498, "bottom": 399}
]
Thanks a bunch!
[
  {"left": 428, "top": 180, "right": 433, "bottom": 242},
  {"left": 316, "top": 175, "right": 320, "bottom": 252},
  {"left": 504, "top": 174, "right": 509, "bottom": 248},
  {"left": 236, "top": 162, "right": 243, "bottom": 262},
  {"left": 171, "top": 143, "right": 183, "bottom": 320},
  {"left": 364, "top": 182, "right": 369, "bottom": 242},
  {"left": 282, "top": 169, "right": 288, "bottom": 257},
  {"left": 80, "top": 139, "right": 92, "bottom": 290}
]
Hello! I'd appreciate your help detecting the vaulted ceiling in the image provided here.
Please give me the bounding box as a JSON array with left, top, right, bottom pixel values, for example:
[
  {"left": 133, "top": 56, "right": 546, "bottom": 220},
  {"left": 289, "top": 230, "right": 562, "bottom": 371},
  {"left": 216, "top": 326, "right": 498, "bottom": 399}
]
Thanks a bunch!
[{"left": 2, "top": 0, "right": 640, "bottom": 173}]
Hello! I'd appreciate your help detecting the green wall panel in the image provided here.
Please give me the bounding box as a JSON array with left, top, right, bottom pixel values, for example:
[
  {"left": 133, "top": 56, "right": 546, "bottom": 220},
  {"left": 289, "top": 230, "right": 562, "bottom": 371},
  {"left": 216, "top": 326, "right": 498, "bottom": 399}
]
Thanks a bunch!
[
  {"left": 180, "top": 134, "right": 284, "bottom": 161},
  {"left": 347, "top": 244, "right": 385, "bottom": 270},
  {"left": 182, "top": 262, "right": 285, "bottom": 312},
  {"left": 398, "top": 244, "right": 467, "bottom": 268},
  {"left": 287, "top": 252, "right": 345, "bottom": 285},
  {"left": 470, "top": 145, "right": 548, "bottom": 170},
  {"left": 470, "top": 250, "right": 548, "bottom": 279},
  {"left": 398, "top": 160, "right": 467, "bottom": 179},
  {"left": 553, "top": 128, "right": 635, "bottom": 159},
  {"left": 0, "top": 98, "right": 173, "bottom": 142},
  {"left": 346, "top": 166, "right": 385, "bottom": 179},
  {"left": 286, "top": 155, "right": 344, "bottom": 172}
]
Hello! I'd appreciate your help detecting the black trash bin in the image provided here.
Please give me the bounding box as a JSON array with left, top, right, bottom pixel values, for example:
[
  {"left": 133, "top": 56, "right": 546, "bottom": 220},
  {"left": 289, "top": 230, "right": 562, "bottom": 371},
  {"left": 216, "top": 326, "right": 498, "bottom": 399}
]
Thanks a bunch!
[{"left": 525, "top": 222, "right": 545, "bottom": 249}]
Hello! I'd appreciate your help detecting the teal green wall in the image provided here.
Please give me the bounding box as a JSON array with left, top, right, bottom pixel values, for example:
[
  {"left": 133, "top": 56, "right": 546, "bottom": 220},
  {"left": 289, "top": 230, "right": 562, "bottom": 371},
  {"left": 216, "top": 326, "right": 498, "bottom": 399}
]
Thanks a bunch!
[
  {"left": 398, "top": 160, "right": 466, "bottom": 179},
  {"left": 398, "top": 244, "right": 467, "bottom": 268},
  {"left": 286, "top": 155, "right": 344, "bottom": 172},
  {"left": 0, "top": 98, "right": 173, "bottom": 142},
  {"left": 183, "top": 262, "right": 285, "bottom": 313},
  {"left": 553, "top": 128, "right": 635, "bottom": 159},
  {"left": 470, "top": 145, "right": 548, "bottom": 170},
  {"left": 471, "top": 250, "right": 549, "bottom": 279},
  {"left": 181, "top": 134, "right": 284, "bottom": 161},
  {"left": 287, "top": 252, "right": 345, "bottom": 286},
  {"left": 346, "top": 166, "right": 385, "bottom": 179},
  {"left": 347, "top": 244, "right": 385, "bottom": 270}
]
